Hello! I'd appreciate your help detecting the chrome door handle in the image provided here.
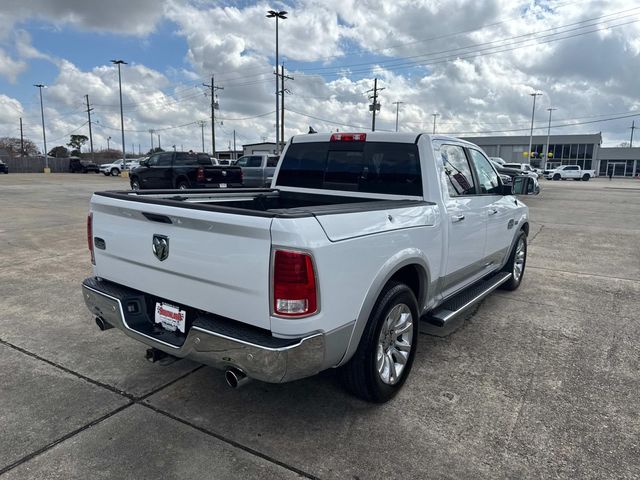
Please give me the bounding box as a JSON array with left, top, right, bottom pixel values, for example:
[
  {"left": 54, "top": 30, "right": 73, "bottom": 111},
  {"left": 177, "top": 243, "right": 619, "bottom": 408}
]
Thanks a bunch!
[
  {"left": 451, "top": 214, "right": 465, "bottom": 223},
  {"left": 488, "top": 208, "right": 498, "bottom": 216}
]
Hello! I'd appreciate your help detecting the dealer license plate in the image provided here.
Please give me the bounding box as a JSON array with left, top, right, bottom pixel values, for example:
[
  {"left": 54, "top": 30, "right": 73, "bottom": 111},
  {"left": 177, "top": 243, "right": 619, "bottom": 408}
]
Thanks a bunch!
[
  {"left": 154, "top": 302, "right": 186, "bottom": 333},
  {"left": 219, "top": 183, "right": 227, "bottom": 188}
]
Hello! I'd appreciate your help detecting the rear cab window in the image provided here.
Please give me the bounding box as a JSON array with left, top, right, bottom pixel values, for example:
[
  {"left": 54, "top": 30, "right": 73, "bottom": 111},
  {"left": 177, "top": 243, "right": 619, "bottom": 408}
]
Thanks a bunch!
[{"left": 276, "top": 141, "right": 422, "bottom": 196}]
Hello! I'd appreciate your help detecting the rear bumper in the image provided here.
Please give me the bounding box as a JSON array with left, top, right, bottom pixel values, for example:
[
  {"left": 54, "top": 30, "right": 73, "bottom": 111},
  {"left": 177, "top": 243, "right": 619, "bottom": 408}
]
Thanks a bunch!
[{"left": 81, "top": 277, "right": 325, "bottom": 383}]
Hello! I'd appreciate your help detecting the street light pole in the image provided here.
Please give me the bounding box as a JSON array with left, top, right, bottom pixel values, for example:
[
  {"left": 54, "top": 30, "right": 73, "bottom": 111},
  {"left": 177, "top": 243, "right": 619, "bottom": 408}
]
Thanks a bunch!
[
  {"left": 544, "top": 107, "right": 557, "bottom": 169},
  {"left": 432, "top": 113, "right": 439, "bottom": 134},
  {"left": 267, "top": 9, "right": 287, "bottom": 154},
  {"left": 527, "top": 92, "right": 542, "bottom": 164},
  {"left": 107, "top": 136, "right": 111, "bottom": 150},
  {"left": 392, "top": 101, "right": 404, "bottom": 132},
  {"left": 198, "top": 120, "right": 206, "bottom": 153},
  {"left": 34, "top": 84, "right": 47, "bottom": 168},
  {"left": 148, "top": 129, "right": 154, "bottom": 152},
  {"left": 111, "top": 59, "right": 127, "bottom": 161}
]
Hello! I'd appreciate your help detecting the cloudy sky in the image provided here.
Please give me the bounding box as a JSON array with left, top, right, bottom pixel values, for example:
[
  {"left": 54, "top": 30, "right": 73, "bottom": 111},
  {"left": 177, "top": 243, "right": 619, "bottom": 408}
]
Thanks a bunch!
[{"left": 0, "top": 0, "right": 639, "bottom": 155}]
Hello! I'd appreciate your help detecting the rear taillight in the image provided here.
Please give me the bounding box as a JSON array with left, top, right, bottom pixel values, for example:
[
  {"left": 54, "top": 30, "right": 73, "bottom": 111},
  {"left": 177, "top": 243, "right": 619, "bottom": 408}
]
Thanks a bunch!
[
  {"left": 197, "top": 167, "right": 205, "bottom": 182},
  {"left": 330, "top": 132, "right": 366, "bottom": 142},
  {"left": 273, "top": 250, "right": 317, "bottom": 317},
  {"left": 87, "top": 212, "right": 95, "bottom": 265}
]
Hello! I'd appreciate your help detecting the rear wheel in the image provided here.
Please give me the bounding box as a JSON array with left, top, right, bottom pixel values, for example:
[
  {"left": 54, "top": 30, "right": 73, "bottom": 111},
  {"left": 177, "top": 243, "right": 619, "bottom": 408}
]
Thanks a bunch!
[
  {"left": 582, "top": 174, "right": 590, "bottom": 181},
  {"left": 341, "top": 281, "right": 419, "bottom": 403},
  {"left": 110, "top": 168, "right": 119, "bottom": 176},
  {"left": 177, "top": 180, "right": 190, "bottom": 190},
  {"left": 500, "top": 231, "right": 527, "bottom": 291}
]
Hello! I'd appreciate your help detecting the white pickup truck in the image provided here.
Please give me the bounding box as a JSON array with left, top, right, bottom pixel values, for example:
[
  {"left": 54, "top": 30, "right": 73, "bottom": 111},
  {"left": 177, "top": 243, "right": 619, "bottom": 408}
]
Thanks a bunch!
[
  {"left": 82, "top": 133, "right": 535, "bottom": 402},
  {"left": 546, "top": 164, "right": 596, "bottom": 181}
]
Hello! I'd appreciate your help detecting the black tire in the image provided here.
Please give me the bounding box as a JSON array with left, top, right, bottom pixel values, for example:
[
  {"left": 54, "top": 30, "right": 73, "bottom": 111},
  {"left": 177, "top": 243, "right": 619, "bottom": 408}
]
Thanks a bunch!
[
  {"left": 500, "top": 231, "right": 527, "bottom": 291},
  {"left": 130, "top": 178, "right": 140, "bottom": 191},
  {"left": 553, "top": 174, "right": 561, "bottom": 180},
  {"left": 103, "top": 172, "right": 110, "bottom": 176},
  {"left": 340, "top": 281, "right": 419, "bottom": 403},
  {"left": 177, "top": 180, "right": 190, "bottom": 190},
  {"left": 110, "top": 168, "right": 119, "bottom": 176},
  {"left": 582, "top": 174, "right": 590, "bottom": 181}
]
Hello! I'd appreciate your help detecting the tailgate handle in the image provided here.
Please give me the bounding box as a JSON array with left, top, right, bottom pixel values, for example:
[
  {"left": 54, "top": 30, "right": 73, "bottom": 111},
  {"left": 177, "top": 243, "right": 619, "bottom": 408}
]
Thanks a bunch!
[{"left": 142, "top": 212, "right": 172, "bottom": 224}]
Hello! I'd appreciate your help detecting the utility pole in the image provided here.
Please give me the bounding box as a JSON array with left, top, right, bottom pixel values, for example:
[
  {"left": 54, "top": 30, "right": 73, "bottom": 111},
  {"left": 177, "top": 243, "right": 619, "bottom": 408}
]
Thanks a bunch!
[
  {"left": 203, "top": 76, "right": 223, "bottom": 156},
  {"left": 267, "top": 10, "right": 287, "bottom": 154},
  {"left": 198, "top": 120, "right": 206, "bottom": 153},
  {"left": 279, "top": 63, "right": 293, "bottom": 149},
  {"left": 367, "top": 78, "right": 384, "bottom": 131},
  {"left": 527, "top": 92, "right": 542, "bottom": 164},
  {"left": 630, "top": 120, "right": 636, "bottom": 148},
  {"left": 392, "top": 101, "right": 404, "bottom": 132},
  {"left": 158, "top": 134, "right": 161, "bottom": 149},
  {"left": 233, "top": 130, "right": 237, "bottom": 160},
  {"left": 111, "top": 60, "right": 127, "bottom": 162},
  {"left": 432, "top": 113, "right": 439, "bottom": 134},
  {"left": 34, "top": 84, "right": 47, "bottom": 168},
  {"left": 19, "top": 117, "right": 24, "bottom": 157},
  {"left": 544, "top": 107, "right": 557, "bottom": 169},
  {"left": 85, "top": 94, "right": 95, "bottom": 162},
  {"left": 148, "top": 129, "right": 154, "bottom": 152}
]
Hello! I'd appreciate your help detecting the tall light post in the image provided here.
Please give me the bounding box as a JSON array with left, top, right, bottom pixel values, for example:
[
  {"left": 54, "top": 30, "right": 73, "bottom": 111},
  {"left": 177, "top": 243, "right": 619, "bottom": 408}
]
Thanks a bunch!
[
  {"left": 148, "top": 129, "right": 155, "bottom": 152},
  {"left": 527, "top": 92, "right": 542, "bottom": 164},
  {"left": 198, "top": 120, "right": 206, "bottom": 153},
  {"left": 267, "top": 9, "right": 287, "bottom": 154},
  {"left": 392, "top": 101, "right": 404, "bottom": 132},
  {"left": 107, "top": 136, "right": 111, "bottom": 150},
  {"left": 111, "top": 59, "right": 127, "bottom": 161},
  {"left": 544, "top": 107, "right": 557, "bottom": 169},
  {"left": 432, "top": 113, "right": 439, "bottom": 134},
  {"left": 34, "top": 84, "right": 48, "bottom": 168}
]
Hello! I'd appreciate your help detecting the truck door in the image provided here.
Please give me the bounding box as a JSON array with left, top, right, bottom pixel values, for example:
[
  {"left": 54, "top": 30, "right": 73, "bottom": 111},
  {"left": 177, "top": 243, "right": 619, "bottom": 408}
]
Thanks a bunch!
[
  {"left": 145, "top": 152, "right": 173, "bottom": 188},
  {"left": 467, "top": 148, "right": 514, "bottom": 268},
  {"left": 439, "top": 144, "right": 488, "bottom": 295}
]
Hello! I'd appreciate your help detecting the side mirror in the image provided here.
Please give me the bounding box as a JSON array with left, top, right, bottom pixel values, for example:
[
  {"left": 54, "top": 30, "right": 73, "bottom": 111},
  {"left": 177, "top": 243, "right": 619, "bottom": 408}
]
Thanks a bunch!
[{"left": 511, "top": 176, "right": 540, "bottom": 195}]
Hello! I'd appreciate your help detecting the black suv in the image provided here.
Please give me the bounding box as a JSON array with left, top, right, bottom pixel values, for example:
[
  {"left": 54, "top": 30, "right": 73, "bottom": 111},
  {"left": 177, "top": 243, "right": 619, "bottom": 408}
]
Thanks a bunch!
[
  {"left": 129, "top": 151, "right": 243, "bottom": 190},
  {"left": 69, "top": 157, "right": 100, "bottom": 173},
  {"left": 0, "top": 159, "right": 8, "bottom": 174}
]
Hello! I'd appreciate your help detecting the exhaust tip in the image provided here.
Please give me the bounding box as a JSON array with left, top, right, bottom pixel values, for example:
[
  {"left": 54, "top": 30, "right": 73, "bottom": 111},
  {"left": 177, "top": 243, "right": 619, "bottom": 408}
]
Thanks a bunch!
[
  {"left": 95, "top": 317, "right": 113, "bottom": 331},
  {"left": 225, "top": 368, "right": 249, "bottom": 389}
]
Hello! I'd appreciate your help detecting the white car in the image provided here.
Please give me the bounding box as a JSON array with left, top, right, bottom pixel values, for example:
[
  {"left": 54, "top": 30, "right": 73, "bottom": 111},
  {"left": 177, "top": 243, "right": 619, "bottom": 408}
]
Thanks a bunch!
[
  {"left": 82, "top": 133, "right": 537, "bottom": 402},
  {"left": 502, "top": 163, "right": 540, "bottom": 178},
  {"left": 546, "top": 165, "right": 596, "bottom": 181},
  {"left": 100, "top": 160, "right": 139, "bottom": 176}
]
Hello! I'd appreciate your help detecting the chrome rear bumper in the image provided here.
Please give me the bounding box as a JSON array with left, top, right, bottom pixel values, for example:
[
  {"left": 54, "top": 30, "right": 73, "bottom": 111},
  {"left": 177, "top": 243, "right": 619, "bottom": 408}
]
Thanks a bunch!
[{"left": 81, "top": 277, "right": 325, "bottom": 383}]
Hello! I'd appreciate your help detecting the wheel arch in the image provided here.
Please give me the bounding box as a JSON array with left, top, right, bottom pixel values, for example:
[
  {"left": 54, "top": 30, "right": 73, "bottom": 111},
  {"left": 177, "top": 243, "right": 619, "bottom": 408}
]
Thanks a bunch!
[{"left": 336, "top": 252, "right": 430, "bottom": 367}]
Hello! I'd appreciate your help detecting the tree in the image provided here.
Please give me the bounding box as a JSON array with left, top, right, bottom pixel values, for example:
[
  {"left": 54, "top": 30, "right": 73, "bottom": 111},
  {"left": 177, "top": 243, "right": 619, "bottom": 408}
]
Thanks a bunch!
[
  {"left": 617, "top": 141, "right": 631, "bottom": 148},
  {"left": 48, "top": 146, "right": 69, "bottom": 158},
  {"left": 0, "top": 136, "right": 39, "bottom": 156},
  {"left": 146, "top": 147, "right": 165, "bottom": 155},
  {"left": 67, "top": 134, "right": 88, "bottom": 153}
]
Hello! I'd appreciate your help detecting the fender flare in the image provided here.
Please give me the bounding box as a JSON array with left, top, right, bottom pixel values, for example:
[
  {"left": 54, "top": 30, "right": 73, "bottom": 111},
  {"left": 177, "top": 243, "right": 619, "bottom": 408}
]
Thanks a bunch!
[{"left": 336, "top": 249, "right": 431, "bottom": 367}]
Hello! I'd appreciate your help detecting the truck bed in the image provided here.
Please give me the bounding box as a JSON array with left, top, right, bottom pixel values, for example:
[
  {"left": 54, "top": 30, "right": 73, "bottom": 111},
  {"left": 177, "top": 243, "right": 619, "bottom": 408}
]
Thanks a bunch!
[{"left": 95, "top": 188, "right": 428, "bottom": 218}]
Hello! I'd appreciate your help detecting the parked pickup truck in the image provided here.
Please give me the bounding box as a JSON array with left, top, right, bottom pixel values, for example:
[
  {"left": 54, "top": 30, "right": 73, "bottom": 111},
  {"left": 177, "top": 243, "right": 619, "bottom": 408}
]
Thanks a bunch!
[
  {"left": 546, "top": 165, "right": 595, "bottom": 181},
  {"left": 502, "top": 163, "right": 541, "bottom": 178},
  {"left": 129, "top": 151, "right": 243, "bottom": 190},
  {"left": 233, "top": 154, "right": 280, "bottom": 187},
  {"left": 82, "top": 133, "right": 536, "bottom": 402}
]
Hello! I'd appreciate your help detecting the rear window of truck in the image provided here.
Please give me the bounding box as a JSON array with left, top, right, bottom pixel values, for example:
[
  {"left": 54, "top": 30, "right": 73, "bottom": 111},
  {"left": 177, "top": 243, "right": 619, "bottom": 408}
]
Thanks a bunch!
[{"left": 276, "top": 142, "right": 422, "bottom": 196}]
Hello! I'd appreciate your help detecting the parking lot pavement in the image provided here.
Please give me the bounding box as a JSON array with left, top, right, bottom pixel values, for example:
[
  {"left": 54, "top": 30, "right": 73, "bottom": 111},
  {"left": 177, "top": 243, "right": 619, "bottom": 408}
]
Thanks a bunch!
[{"left": 1, "top": 174, "right": 639, "bottom": 479}]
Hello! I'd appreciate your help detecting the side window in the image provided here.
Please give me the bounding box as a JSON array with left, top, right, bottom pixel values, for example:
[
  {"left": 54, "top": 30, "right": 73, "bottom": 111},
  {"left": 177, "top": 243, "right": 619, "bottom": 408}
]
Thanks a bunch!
[
  {"left": 266, "top": 156, "right": 279, "bottom": 167},
  {"left": 568, "top": 166, "right": 579, "bottom": 171},
  {"left": 157, "top": 153, "right": 172, "bottom": 167},
  {"left": 235, "top": 156, "right": 248, "bottom": 167},
  {"left": 174, "top": 153, "right": 198, "bottom": 166},
  {"left": 441, "top": 145, "right": 476, "bottom": 196},
  {"left": 247, "top": 156, "right": 263, "bottom": 167},
  {"left": 468, "top": 149, "right": 501, "bottom": 195},
  {"left": 147, "top": 154, "right": 160, "bottom": 166}
]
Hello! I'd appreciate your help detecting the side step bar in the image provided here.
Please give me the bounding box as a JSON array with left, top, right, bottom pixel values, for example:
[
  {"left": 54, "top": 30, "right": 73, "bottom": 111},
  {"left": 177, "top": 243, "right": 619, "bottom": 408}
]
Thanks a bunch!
[{"left": 420, "top": 272, "right": 512, "bottom": 336}]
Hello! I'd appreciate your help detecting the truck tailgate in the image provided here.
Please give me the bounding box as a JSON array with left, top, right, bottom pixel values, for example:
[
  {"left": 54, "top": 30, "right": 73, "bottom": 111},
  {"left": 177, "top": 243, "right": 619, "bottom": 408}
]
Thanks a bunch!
[
  {"left": 204, "top": 166, "right": 243, "bottom": 185},
  {"left": 90, "top": 194, "right": 272, "bottom": 330}
]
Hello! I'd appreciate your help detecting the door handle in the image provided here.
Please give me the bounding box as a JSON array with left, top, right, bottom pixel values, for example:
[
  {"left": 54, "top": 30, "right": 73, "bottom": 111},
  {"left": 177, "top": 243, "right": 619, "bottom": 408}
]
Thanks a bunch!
[
  {"left": 451, "top": 214, "right": 465, "bottom": 223},
  {"left": 488, "top": 208, "right": 498, "bottom": 216}
]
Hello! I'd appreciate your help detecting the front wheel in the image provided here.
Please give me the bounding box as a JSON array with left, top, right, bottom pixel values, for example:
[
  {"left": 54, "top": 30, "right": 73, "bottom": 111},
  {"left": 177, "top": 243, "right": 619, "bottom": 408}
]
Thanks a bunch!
[
  {"left": 500, "top": 231, "right": 527, "bottom": 291},
  {"left": 130, "top": 179, "right": 140, "bottom": 191},
  {"left": 103, "top": 172, "right": 110, "bottom": 176},
  {"left": 553, "top": 174, "right": 561, "bottom": 180},
  {"left": 340, "top": 281, "right": 419, "bottom": 403}
]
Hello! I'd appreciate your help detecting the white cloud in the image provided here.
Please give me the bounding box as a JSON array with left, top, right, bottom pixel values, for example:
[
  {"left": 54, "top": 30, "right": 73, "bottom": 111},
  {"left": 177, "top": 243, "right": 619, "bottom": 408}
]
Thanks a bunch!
[{"left": 0, "top": 48, "right": 27, "bottom": 83}]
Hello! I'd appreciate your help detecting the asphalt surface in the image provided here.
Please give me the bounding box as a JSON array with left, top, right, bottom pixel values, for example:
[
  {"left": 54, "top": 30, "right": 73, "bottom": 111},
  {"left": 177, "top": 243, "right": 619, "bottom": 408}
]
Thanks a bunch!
[{"left": 1, "top": 173, "right": 639, "bottom": 479}]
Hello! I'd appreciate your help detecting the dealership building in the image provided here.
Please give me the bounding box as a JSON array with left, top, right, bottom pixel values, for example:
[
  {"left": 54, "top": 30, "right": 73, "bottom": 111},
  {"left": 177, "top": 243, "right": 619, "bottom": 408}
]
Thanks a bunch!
[{"left": 462, "top": 133, "right": 640, "bottom": 177}]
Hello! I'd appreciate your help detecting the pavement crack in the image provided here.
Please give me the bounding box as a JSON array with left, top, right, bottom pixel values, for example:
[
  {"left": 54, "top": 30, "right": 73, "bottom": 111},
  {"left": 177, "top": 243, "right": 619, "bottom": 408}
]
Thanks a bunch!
[
  {"left": 140, "top": 402, "right": 320, "bottom": 480},
  {"left": 527, "top": 265, "right": 640, "bottom": 283},
  {"left": 528, "top": 224, "right": 544, "bottom": 244}
]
